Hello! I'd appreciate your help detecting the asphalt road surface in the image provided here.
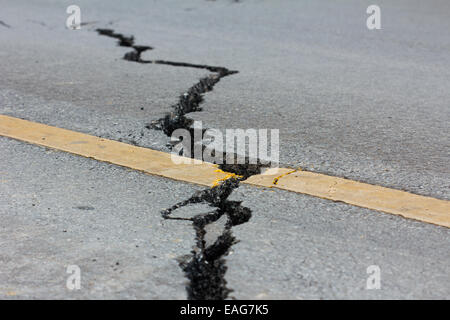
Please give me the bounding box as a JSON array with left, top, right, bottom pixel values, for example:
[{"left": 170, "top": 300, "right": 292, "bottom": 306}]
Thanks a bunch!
[{"left": 0, "top": 0, "right": 449, "bottom": 299}]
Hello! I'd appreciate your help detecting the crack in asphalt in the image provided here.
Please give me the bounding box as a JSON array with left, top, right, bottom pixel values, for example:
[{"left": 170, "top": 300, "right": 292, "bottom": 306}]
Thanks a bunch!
[
  {"left": 0, "top": 20, "right": 11, "bottom": 28},
  {"left": 97, "top": 28, "right": 262, "bottom": 299},
  {"left": 96, "top": 28, "right": 266, "bottom": 177},
  {"left": 162, "top": 178, "right": 251, "bottom": 299}
]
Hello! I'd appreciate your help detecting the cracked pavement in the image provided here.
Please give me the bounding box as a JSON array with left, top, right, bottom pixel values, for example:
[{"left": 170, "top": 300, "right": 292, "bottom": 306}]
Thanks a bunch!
[{"left": 0, "top": 0, "right": 449, "bottom": 299}]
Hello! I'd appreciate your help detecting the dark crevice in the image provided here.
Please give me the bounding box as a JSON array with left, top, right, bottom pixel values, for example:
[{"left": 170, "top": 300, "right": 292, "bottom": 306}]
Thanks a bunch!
[
  {"left": 97, "top": 29, "right": 271, "bottom": 177},
  {"left": 0, "top": 20, "right": 11, "bottom": 28},
  {"left": 219, "top": 162, "right": 262, "bottom": 179},
  {"left": 162, "top": 178, "right": 250, "bottom": 299},
  {"left": 149, "top": 74, "right": 229, "bottom": 136},
  {"left": 96, "top": 28, "right": 261, "bottom": 299},
  {"left": 97, "top": 28, "right": 141, "bottom": 48}
]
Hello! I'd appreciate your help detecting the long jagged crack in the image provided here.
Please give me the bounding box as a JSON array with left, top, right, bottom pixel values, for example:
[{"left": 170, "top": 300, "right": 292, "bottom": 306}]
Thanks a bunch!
[
  {"left": 97, "top": 28, "right": 265, "bottom": 299},
  {"left": 96, "top": 28, "right": 270, "bottom": 177},
  {"left": 161, "top": 177, "right": 251, "bottom": 299}
]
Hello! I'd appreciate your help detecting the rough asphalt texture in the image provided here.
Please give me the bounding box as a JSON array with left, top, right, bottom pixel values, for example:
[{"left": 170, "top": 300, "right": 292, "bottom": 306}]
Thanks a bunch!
[{"left": 0, "top": 0, "right": 449, "bottom": 299}]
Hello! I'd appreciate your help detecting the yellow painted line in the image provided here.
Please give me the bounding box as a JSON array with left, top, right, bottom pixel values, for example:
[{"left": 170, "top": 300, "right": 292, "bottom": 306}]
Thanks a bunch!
[
  {"left": 1, "top": 114, "right": 449, "bottom": 228},
  {"left": 0, "top": 115, "right": 229, "bottom": 187},
  {"left": 244, "top": 168, "right": 450, "bottom": 228}
]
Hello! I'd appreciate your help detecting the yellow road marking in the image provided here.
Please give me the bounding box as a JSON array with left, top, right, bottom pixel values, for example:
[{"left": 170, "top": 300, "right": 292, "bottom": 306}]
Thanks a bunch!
[
  {"left": 244, "top": 170, "right": 450, "bottom": 228},
  {"left": 1, "top": 115, "right": 449, "bottom": 228},
  {"left": 0, "top": 115, "right": 229, "bottom": 187}
]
